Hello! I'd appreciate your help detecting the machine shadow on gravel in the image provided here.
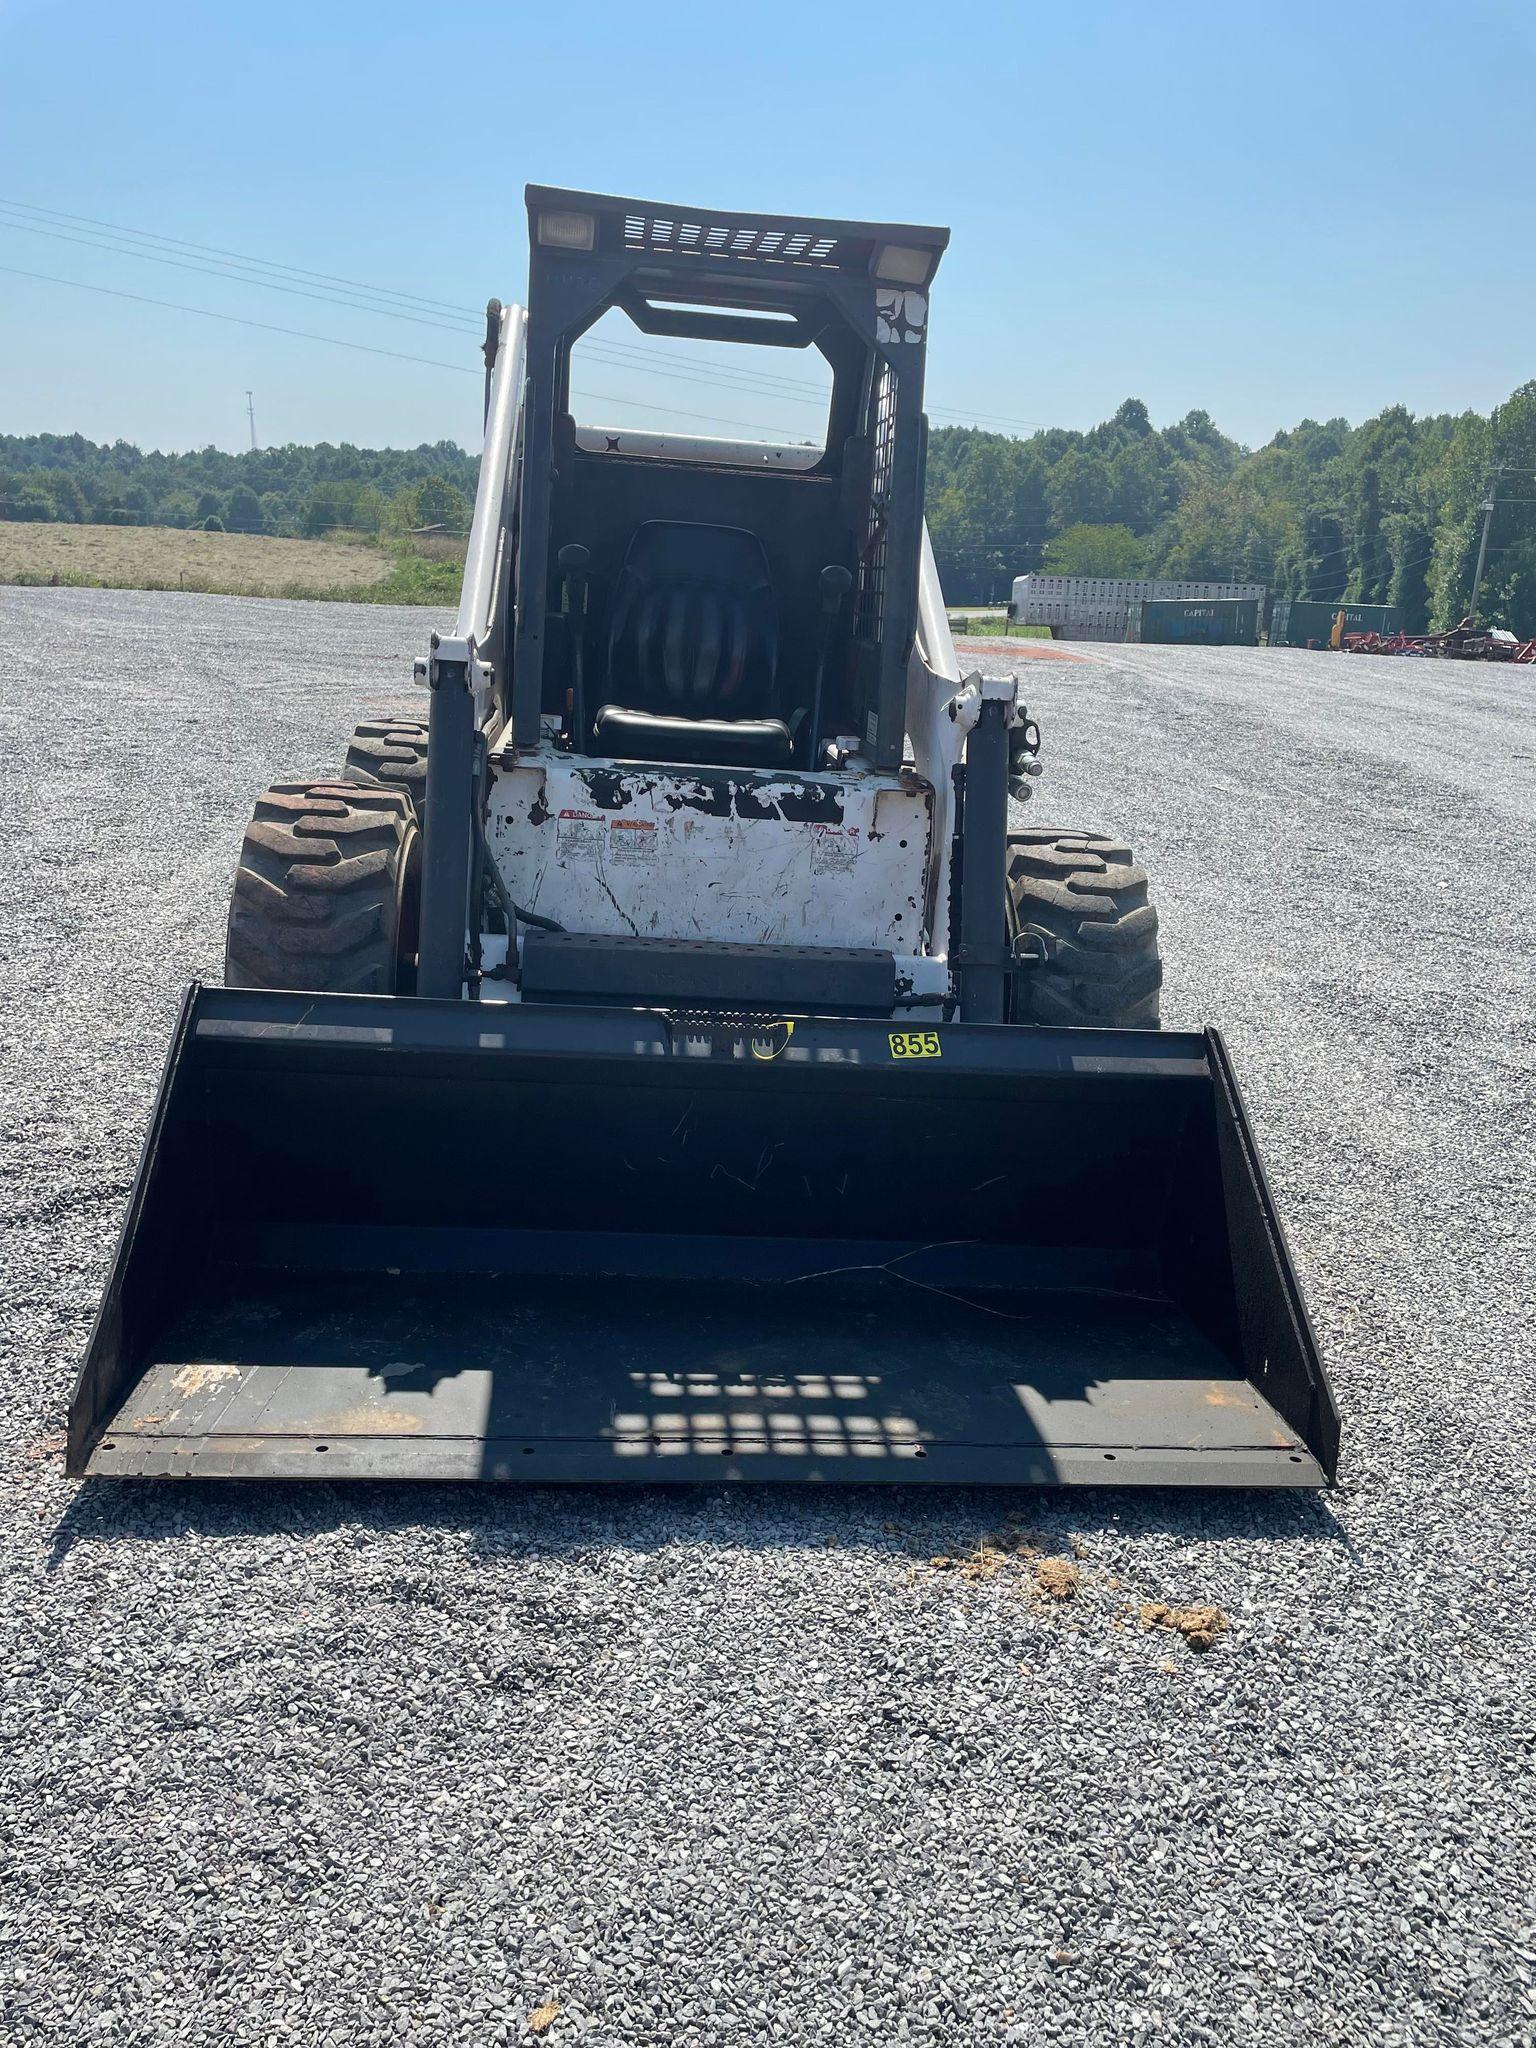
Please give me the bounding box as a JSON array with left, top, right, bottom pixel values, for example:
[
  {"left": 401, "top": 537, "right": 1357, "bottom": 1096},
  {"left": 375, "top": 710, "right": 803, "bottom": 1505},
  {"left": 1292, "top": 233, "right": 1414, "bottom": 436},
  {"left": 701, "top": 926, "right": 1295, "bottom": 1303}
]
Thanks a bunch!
[{"left": 44, "top": 1475, "right": 1347, "bottom": 1575}]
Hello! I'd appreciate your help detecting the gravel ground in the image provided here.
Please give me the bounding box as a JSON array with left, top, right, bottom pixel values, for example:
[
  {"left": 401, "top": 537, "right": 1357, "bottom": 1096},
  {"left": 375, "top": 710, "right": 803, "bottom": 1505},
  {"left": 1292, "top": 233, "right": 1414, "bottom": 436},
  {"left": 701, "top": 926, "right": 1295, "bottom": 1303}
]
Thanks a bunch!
[{"left": 1, "top": 587, "right": 1532, "bottom": 2047}]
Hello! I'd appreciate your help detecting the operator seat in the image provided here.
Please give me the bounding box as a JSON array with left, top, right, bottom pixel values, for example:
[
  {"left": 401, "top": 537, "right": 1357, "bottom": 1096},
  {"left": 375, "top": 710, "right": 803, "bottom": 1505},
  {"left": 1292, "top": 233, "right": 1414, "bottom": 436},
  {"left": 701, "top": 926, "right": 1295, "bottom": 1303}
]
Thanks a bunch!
[{"left": 592, "top": 520, "right": 795, "bottom": 768}]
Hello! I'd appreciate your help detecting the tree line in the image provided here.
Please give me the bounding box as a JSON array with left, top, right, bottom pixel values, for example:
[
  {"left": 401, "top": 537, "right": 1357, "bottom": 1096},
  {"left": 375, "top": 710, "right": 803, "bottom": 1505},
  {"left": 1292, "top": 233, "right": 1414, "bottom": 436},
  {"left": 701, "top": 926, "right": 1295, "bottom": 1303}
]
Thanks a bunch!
[
  {"left": 926, "top": 385, "right": 1536, "bottom": 632},
  {"left": 5, "top": 382, "right": 1536, "bottom": 632},
  {"left": 0, "top": 433, "right": 477, "bottom": 541}
]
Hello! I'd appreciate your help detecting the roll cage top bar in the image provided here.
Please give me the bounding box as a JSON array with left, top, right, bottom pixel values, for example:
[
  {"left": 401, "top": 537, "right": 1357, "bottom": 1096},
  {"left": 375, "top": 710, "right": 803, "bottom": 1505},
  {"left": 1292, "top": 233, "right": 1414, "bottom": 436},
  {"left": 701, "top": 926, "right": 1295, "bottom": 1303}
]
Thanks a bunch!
[
  {"left": 509, "top": 186, "right": 950, "bottom": 770},
  {"left": 524, "top": 184, "right": 949, "bottom": 287}
]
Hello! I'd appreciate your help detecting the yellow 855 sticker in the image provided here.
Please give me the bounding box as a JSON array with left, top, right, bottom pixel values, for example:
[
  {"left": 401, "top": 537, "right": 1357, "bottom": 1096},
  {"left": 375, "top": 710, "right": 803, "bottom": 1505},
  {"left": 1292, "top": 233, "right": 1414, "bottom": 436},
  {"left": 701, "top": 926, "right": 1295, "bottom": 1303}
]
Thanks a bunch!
[{"left": 888, "top": 1029, "right": 942, "bottom": 1060}]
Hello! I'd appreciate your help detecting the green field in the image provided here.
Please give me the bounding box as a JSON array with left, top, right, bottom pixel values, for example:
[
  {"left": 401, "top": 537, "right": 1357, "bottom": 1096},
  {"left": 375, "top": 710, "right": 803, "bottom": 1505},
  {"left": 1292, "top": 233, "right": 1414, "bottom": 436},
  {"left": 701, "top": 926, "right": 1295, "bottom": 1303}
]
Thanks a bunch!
[{"left": 0, "top": 522, "right": 465, "bottom": 604}]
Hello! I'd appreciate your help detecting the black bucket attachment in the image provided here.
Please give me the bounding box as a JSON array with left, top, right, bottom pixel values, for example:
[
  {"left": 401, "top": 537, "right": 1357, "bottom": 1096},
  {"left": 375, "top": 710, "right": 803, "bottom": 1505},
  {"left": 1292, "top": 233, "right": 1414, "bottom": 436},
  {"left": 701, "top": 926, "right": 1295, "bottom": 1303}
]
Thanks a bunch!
[{"left": 68, "top": 988, "right": 1338, "bottom": 1487}]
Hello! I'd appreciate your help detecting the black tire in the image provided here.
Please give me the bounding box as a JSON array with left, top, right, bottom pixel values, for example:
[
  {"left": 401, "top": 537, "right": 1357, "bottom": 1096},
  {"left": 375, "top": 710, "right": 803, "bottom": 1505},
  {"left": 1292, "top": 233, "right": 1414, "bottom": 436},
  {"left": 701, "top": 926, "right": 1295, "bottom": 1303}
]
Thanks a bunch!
[
  {"left": 342, "top": 710, "right": 429, "bottom": 829},
  {"left": 1005, "top": 826, "right": 1162, "bottom": 1028},
  {"left": 224, "top": 781, "right": 419, "bottom": 995}
]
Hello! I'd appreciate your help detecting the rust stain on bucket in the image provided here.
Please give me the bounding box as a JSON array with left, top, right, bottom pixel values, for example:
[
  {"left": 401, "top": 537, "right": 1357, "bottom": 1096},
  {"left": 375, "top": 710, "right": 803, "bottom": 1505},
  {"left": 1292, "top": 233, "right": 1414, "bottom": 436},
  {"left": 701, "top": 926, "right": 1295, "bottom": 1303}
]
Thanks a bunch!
[{"left": 302, "top": 1406, "right": 426, "bottom": 1436}]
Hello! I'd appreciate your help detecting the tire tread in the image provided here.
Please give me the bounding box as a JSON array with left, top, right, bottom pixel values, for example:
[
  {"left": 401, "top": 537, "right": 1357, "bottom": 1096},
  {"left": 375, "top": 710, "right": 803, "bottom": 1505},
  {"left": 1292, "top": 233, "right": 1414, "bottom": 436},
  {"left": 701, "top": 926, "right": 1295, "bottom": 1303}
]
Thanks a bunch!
[
  {"left": 225, "top": 780, "right": 415, "bottom": 994},
  {"left": 1006, "top": 826, "right": 1162, "bottom": 1028}
]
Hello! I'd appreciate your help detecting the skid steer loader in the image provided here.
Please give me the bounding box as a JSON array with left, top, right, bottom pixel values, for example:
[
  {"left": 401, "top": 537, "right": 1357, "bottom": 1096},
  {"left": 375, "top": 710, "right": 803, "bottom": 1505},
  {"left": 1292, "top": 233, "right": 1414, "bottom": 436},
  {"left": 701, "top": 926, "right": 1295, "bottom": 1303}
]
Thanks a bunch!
[{"left": 67, "top": 187, "right": 1339, "bottom": 1487}]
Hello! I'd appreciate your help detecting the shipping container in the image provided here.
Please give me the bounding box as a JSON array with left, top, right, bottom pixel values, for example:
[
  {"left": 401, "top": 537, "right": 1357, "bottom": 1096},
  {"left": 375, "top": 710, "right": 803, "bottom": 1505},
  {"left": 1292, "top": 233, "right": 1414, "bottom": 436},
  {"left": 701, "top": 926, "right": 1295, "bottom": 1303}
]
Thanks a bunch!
[
  {"left": 1271, "top": 599, "right": 1401, "bottom": 647},
  {"left": 1134, "top": 597, "right": 1260, "bottom": 645},
  {"left": 1009, "top": 574, "right": 1266, "bottom": 643}
]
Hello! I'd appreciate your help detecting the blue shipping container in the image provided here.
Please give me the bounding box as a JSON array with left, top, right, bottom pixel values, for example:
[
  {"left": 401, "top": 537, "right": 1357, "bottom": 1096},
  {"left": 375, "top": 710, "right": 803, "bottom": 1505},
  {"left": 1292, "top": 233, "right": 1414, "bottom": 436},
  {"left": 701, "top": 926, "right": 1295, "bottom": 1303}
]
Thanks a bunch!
[{"left": 1136, "top": 597, "right": 1260, "bottom": 645}]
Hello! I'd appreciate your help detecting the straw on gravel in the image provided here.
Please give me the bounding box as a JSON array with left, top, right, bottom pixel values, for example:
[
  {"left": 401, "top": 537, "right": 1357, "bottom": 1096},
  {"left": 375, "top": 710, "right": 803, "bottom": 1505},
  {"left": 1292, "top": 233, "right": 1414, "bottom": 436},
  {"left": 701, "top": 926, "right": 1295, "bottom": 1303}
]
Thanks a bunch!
[
  {"left": 1138, "top": 1600, "right": 1227, "bottom": 1652},
  {"left": 1, "top": 590, "right": 1533, "bottom": 2047},
  {"left": 1034, "top": 1558, "right": 1079, "bottom": 1603}
]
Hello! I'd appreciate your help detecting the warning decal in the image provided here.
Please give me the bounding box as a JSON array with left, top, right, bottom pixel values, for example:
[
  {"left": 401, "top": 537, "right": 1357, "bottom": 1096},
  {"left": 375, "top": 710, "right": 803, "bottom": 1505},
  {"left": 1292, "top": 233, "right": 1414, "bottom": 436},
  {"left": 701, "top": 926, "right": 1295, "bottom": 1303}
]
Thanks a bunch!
[
  {"left": 555, "top": 808, "right": 605, "bottom": 863},
  {"left": 607, "top": 817, "right": 658, "bottom": 865},
  {"left": 810, "top": 824, "right": 860, "bottom": 875}
]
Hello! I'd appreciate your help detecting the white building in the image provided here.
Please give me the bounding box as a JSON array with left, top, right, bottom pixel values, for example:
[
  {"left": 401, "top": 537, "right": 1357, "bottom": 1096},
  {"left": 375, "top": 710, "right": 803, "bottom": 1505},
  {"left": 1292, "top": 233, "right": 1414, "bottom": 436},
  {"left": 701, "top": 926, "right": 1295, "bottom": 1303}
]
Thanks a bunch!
[{"left": 1009, "top": 574, "right": 1267, "bottom": 642}]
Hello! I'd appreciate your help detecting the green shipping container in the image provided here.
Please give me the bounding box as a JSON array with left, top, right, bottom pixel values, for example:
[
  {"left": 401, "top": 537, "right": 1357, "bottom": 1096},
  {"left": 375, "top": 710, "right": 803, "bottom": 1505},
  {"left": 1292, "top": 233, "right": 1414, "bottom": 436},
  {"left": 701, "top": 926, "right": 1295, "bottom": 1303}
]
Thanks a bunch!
[
  {"left": 1136, "top": 597, "right": 1260, "bottom": 645},
  {"left": 1271, "top": 599, "right": 1400, "bottom": 646}
]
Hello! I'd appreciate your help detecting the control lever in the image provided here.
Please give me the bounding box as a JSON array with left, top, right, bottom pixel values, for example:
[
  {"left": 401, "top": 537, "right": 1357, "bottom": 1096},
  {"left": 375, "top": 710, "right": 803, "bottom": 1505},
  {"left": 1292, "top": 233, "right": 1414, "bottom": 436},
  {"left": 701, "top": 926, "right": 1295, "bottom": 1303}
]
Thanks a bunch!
[
  {"left": 557, "top": 543, "right": 591, "bottom": 750},
  {"left": 806, "top": 563, "right": 853, "bottom": 769}
]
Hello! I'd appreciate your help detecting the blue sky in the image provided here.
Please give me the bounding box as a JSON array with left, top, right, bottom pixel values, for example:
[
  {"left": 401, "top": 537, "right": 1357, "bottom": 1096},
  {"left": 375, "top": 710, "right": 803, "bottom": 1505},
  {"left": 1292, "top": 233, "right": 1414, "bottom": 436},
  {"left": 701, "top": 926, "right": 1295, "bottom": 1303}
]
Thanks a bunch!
[{"left": 1, "top": 0, "right": 1531, "bottom": 455}]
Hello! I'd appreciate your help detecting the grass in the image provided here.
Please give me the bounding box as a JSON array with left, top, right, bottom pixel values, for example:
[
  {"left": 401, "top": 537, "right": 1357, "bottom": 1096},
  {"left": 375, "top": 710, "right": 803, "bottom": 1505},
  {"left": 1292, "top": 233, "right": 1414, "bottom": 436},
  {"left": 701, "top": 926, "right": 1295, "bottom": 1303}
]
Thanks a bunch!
[
  {"left": 0, "top": 521, "right": 466, "bottom": 605},
  {"left": 366, "top": 551, "right": 465, "bottom": 605},
  {"left": 947, "top": 611, "right": 1051, "bottom": 638}
]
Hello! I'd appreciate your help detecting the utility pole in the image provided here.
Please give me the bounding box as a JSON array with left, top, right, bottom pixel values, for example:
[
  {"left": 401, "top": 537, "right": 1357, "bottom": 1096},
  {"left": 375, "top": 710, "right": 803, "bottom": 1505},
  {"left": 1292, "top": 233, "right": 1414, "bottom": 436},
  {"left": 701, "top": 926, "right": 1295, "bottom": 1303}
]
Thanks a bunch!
[
  {"left": 1468, "top": 473, "right": 1496, "bottom": 625},
  {"left": 245, "top": 391, "right": 257, "bottom": 453}
]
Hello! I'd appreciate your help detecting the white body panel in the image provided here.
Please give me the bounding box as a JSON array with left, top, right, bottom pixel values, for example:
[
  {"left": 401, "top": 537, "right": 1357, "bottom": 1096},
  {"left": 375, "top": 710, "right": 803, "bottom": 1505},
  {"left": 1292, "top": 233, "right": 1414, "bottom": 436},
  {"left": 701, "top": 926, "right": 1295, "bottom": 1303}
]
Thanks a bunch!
[{"left": 486, "top": 738, "right": 935, "bottom": 960}]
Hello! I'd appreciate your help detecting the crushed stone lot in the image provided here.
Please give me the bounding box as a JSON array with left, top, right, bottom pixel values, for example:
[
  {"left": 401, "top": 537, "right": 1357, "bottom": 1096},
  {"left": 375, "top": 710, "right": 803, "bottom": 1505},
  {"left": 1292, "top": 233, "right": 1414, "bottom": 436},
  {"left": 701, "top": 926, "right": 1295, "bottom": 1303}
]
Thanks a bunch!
[{"left": 1, "top": 586, "right": 1533, "bottom": 2046}]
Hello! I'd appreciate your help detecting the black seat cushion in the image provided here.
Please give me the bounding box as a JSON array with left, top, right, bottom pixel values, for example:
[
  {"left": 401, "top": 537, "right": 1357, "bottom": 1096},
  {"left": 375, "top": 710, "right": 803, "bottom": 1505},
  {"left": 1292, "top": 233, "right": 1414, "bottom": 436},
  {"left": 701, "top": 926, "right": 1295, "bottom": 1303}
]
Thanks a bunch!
[
  {"left": 604, "top": 520, "right": 780, "bottom": 721},
  {"left": 592, "top": 705, "right": 794, "bottom": 769}
]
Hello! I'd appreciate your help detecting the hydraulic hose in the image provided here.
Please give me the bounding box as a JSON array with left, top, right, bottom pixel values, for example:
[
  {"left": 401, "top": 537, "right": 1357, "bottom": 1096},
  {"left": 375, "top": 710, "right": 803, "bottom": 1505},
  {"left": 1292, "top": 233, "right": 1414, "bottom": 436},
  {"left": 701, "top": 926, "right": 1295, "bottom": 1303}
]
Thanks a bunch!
[{"left": 468, "top": 743, "right": 564, "bottom": 986}]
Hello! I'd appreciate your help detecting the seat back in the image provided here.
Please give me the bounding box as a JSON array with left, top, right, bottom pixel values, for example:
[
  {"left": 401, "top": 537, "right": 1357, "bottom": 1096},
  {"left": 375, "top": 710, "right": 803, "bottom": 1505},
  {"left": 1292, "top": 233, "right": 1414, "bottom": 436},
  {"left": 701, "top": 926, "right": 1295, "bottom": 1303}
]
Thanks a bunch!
[{"left": 604, "top": 521, "right": 779, "bottom": 721}]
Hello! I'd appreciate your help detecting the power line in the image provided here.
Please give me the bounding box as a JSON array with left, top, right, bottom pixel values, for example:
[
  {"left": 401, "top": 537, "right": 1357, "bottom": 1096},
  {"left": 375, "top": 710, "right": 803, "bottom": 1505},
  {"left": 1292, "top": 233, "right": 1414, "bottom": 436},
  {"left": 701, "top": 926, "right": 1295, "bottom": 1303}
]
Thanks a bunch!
[
  {"left": 576, "top": 344, "right": 827, "bottom": 408},
  {"left": 2, "top": 205, "right": 1031, "bottom": 428},
  {"left": 0, "top": 266, "right": 811, "bottom": 436},
  {"left": 0, "top": 201, "right": 843, "bottom": 418},
  {"left": 0, "top": 209, "right": 852, "bottom": 422},
  {"left": 927, "top": 402, "right": 1061, "bottom": 432},
  {"left": 0, "top": 211, "right": 478, "bottom": 335},
  {"left": 0, "top": 205, "right": 837, "bottom": 421},
  {"left": 0, "top": 195, "right": 1065, "bottom": 435},
  {"left": 0, "top": 263, "right": 482, "bottom": 374},
  {"left": 567, "top": 391, "right": 808, "bottom": 435},
  {"left": 577, "top": 329, "right": 825, "bottom": 398},
  {"left": 0, "top": 195, "right": 468, "bottom": 316}
]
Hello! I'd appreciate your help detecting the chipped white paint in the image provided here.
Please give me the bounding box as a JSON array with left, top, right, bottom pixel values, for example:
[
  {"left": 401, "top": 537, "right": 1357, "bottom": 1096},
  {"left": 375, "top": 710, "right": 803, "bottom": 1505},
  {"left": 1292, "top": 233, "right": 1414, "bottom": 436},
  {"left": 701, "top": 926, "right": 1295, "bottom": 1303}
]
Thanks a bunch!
[
  {"left": 875, "top": 288, "right": 927, "bottom": 343},
  {"left": 485, "top": 744, "right": 935, "bottom": 958}
]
